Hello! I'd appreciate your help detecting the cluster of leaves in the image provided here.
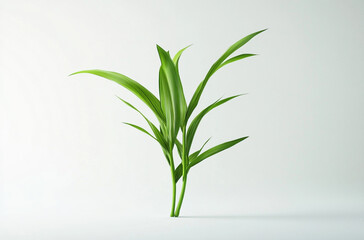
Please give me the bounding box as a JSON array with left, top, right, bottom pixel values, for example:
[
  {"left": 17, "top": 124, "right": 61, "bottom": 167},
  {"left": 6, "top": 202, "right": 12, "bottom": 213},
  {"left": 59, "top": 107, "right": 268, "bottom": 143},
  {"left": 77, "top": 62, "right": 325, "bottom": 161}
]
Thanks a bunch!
[{"left": 70, "top": 29, "right": 265, "bottom": 216}]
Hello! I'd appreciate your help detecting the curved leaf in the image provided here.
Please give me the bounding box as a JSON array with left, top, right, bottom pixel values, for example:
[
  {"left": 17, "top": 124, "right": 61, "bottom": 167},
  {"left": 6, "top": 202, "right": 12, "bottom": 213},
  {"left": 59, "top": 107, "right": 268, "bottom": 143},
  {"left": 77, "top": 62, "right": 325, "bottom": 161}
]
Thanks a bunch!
[
  {"left": 186, "top": 94, "right": 244, "bottom": 154},
  {"left": 123, "top": 122, "right": 156, "bottom": 141},
  {"left": 173, "top": 45, "right": 192, "bottom": 77},
  {"left": 173, "top": 44, "right": 192, "bottom": 65},
  {"left": 185, "top": 29, "right": 266, "bottom": 123},
  {"left": 117, "top": 96, "right": 168, "bottom": 151},
  {"left": 70, "top": 69, "right": 165, "bottom": 124},
  {"left": 189, "top": 136, "right": 249, "bottom": 168},
  {"left": 123, "top": 122, "right": 170, "bottom": 165},
  {"left": 216, "top": 54, "right": 256, "bottom": 71},
  {"left": 175, "top": 137, "right": 210, "bottom": 183},
  {"left": 188, "top": 137, "right": 211, "bottom": 163}
]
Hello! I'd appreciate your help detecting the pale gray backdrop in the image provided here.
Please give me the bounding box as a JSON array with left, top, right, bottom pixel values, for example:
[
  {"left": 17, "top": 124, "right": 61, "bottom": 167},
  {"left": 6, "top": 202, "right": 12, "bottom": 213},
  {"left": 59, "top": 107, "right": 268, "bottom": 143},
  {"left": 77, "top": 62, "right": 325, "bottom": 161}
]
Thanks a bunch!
[{"left": 1, "top": 0, "right": 363, "bottom": 239}]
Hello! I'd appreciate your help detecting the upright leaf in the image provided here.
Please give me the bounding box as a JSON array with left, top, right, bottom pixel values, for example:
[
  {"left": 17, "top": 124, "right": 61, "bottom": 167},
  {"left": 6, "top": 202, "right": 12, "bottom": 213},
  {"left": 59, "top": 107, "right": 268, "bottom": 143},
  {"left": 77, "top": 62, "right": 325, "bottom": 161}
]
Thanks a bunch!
[
  {"left": 159, "top": 67, "right": 175, "bottom": 146},
  {"left": 173, "top": 44, "right": 192, "bottom": 76},
  {"left": 186, "top": 94, "right": 244, "bottom": 154},
  {"left": 173, "top": 45, "right": 192, "bottom": 64},
  {"left": 157, "top": 45, "right": 187, "bottom": 143},
  {"left": 185, "top": 29, "right": 266, "bottom": 123}
]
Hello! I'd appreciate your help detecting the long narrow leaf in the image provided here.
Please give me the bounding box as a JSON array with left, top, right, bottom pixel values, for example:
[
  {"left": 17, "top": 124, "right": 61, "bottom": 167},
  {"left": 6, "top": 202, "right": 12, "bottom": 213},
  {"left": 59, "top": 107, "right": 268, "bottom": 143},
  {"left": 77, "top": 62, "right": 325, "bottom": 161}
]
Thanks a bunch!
[
  {"left": 173, "top": 45, "right": 192, "bottom": 77},
  {"left": 175, "top": 137, "right": 210, "bottom": 183},
  {"left": 188, "top": 137, "right": 211, "bottom": 162},
  {"left": 124, "top": 122, "right": 170, "bottom": 166},
  {"left": 117, "top": 96, "right": 168, "bottom": 151},
  {"left": 185, "top": 29, "right": 266, "bottom": 123},
  {"left": 186, "top": 94, "right": 244, "bottom": 154},
  {"left": 189, "top": 136, "right": 248, "bottom": 168},
  {"left": 123, "top": 122, "right": 157, "bottom": 141},
  {"left": 157, "top": 45, "right": 187, "bottom": 133},
  {"left": 173, "top": 45, "right": 192, "bottom": 65},
  {"left": 158, "top": 67, "right": 175, "bottom": 146},
  {"left": 70, "top": 69, "right": 165, "bottom": 124},
  {"left": 216, "top": 54, "right": 256, "bottom": 71}
]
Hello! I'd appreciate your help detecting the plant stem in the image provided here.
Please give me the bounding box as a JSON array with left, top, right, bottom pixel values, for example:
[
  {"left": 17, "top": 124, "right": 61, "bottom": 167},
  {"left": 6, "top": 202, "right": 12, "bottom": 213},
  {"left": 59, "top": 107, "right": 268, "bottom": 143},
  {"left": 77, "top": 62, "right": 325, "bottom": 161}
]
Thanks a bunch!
[
  {"left": 169, "top": 152, "right": 176, "bottom": 217},
  {"left": 175, "top": 126, "right": 188, "bottom": 217},
  {"left": 175, "top": 175, "right": 187, "bottom": 217}
]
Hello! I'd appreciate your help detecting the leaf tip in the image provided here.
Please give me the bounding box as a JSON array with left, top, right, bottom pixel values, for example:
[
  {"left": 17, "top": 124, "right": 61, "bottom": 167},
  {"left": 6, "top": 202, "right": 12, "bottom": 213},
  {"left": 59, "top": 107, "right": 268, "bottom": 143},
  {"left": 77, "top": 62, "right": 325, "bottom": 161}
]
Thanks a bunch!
[{"left": 68, "top": 71, "right": 80, "bottom": 77}]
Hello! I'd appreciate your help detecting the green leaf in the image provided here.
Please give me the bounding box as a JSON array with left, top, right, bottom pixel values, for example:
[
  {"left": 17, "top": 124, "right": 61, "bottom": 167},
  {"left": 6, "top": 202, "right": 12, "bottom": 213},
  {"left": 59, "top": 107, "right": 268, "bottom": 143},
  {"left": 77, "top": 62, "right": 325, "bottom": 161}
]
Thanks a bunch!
[
  {"left": 189, "top": 136, "right": 249, "bottom": 168},
  {"left": 173, "top": 45, "right": 191, "bottom": 131},
  {"left": 173, "top": 44, "right": 192, "bottom": 77},
  {"left": 175, "top": 137, "right": 210, "bottom": 183},
  {"left": 216, "top": 54, "right": 256, "bottom": 71},
  {"left": 158, "top": 67, "right": 174, "bottom": 147},
  {"left": 157, "top": 45, "right": 187, "bottom": 135},
  {"left": 117, "top": 96, "right": 168, "bottom": 151},
  {"left": 175, "top": 163, "right": 183, "bottom": 183},
  {"left": 123, "top": 122, "right": 157, "bottom": 141},
  {"left": 70, "top": 69, "right": 165, "bottom": 124},
  {"left": 173, "top": 44, "right": 192, "bottom": 65},
  {"left": 188, "top": 137, "right": 211, "bottom": 162},
  {"left": 175, "top": 139, "right": 183, "bottom": 159},
  {"left": 185, "top": 29, "right": 266, "bottom": 123},
  {"left": 186, "top": 94, "right": 244, "bottom": 154}
]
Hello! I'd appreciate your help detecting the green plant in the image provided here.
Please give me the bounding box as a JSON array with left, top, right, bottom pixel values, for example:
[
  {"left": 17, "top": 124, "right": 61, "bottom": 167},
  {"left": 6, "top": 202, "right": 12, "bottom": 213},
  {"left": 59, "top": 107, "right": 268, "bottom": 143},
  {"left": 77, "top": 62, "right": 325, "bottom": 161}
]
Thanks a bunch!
[{"left": 70, "top": 29, "right": 265, "bottom": 217}]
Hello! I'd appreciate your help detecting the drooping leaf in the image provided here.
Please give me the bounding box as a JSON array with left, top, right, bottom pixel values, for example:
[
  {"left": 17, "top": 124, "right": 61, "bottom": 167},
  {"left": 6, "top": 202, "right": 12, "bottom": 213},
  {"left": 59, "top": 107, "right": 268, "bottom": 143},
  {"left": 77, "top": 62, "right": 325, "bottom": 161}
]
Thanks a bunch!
[
  {"left": 189, "top": 136, "right": 249, "bottom": 168},
  {"left": 70, "top": 69, "right": 165, "bottom": 124},
  {"left": 185, "top": 29, "right": 266, "bottom": 123},
  {"left": 186, "top": 94, "right": 244, "bottom": 154}
]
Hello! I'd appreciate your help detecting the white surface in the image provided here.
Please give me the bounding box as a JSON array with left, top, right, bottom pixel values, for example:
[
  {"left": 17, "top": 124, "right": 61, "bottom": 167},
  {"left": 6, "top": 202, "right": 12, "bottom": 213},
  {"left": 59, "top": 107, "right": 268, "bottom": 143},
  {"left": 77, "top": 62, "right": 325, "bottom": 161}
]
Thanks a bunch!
[
  {"left": 1, "top": 0, "right": 363, "bottom": 238},
  {"left": 1, "top": 212, "right": 363, "bottom": 239}
]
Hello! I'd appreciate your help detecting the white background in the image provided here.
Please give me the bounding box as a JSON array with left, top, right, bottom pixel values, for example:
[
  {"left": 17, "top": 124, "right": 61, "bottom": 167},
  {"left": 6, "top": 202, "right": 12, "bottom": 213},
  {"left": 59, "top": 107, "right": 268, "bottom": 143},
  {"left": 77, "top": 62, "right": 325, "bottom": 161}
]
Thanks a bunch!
[{"left": 1, "top": 0, "right": 363, "bottom": 239}]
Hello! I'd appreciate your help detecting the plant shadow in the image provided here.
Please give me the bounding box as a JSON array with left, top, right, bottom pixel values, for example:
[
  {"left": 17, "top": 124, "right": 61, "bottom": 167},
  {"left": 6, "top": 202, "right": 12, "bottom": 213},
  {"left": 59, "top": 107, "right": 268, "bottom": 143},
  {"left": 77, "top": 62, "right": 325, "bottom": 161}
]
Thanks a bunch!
[{"left": 179, "top": 212, "right": 364, "bottom": 220}]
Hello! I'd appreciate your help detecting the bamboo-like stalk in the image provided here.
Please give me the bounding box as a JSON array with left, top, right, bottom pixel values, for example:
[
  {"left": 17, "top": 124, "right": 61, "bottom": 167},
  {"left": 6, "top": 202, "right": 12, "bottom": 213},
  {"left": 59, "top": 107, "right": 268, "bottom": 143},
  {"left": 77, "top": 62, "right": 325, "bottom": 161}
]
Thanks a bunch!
[
  {"left": 169, "top": 167, "right": 176, "bottom": 217},
  {"left": 168, "top": 151, "right": 176, "bottom": 217},
  {"left": 174, "top": 127, "right": 188, "bottom": 217},
  {"left": 175, "top": 175, "right": 187, "bottom": 217},
  {"left": 70, "top": 29, "right": 265, "bottom": 217}
]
